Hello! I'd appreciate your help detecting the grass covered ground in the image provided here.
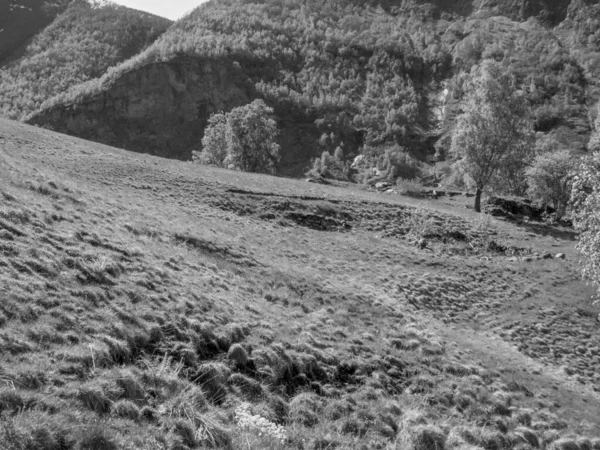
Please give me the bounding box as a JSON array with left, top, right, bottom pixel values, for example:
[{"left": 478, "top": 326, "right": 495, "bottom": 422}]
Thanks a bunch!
[{"left": 1, "top": 118, "right": 600, "bottom": 449}]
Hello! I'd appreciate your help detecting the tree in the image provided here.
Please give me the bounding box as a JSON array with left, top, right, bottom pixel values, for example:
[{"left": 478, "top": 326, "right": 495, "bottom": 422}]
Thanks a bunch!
[
  {"left": 589, "top": 104, "right": 600, "bottom": 153},
  {"left": 526, "top": 150, "right": 576, "bottom": 220},
  {"left": 571, "top": 152, "right": 600, "bottom": 304},
  {"left": 197, "top": 100, "right": 281, "bottom": 175},
  {"left": 196, "top": 113, "right": 228, "bottom": 166},
  {"left": 450, "top": 61, "right": 534, "bottom": 212}
]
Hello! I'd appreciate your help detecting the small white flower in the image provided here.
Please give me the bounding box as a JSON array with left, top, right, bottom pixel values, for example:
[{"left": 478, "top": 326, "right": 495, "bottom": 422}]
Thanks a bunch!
[{"left": 235, "top": 402, "right": 287, "bottom": 443}]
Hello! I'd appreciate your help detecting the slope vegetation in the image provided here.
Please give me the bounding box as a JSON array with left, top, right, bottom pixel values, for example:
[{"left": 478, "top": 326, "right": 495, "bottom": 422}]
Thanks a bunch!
[
  {"left": 0, "top": 0, "right": 71, "bottom": 67},
  {"left": 1, "top": 118, "right": 600, "bottom": 449},
  {"left": 0, "top": 0, "right": 172, "bottom": 121},
  {"left": 26, "top": 0, "right": 600, "bottom": 175}
]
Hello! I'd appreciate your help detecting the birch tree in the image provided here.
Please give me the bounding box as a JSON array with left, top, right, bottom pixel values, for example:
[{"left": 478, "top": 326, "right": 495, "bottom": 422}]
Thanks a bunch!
[{"left": 451, "top": 61, "right": 534, "bottom": 212}]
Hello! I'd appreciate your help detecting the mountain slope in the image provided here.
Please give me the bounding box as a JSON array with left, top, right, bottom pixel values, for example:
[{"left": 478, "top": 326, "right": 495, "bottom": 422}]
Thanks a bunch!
[
  {"left": 0, "top": 0, "right": 172, "bottom": 120},
  {"left": 1, "top": 117, "right": 600, "bottom": 448},
  {"left": 25, "top": 0, "right": 600, "bottom": 177},
  {"left": 0, "top": 0, "right": 71, "bottom": 67}
]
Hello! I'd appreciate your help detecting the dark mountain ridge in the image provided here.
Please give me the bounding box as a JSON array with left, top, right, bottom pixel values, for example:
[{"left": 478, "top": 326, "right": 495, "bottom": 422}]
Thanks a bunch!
[
  {"left": 0, "top": 0, "right": 172, "bottom": 120},
  {"left": 18, "top": 0, "right": 600, "bottom": 176},
  {"left": 0, "top": 0, "right": 70, "bottom": 66}
]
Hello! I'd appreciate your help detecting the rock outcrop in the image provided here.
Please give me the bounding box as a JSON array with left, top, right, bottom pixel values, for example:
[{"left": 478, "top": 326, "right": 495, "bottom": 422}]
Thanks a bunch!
[
  {"left": 28, "top": 54, "right": 332, "bottom": 173},
  {"left": 29, "top": 56, "right": 254, "bottom": 160}
]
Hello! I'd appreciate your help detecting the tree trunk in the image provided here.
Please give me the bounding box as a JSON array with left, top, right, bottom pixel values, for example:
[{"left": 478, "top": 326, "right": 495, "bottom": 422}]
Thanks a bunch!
[{"left": 474, "top": 188, "right": 482, "bottom": 213}]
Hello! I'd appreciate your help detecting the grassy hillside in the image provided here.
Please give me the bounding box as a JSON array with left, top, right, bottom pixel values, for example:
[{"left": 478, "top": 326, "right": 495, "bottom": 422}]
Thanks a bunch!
[
  {"left": 26, "top": 0, "right": 600, "bottom": 176},
  {"left": 1, "top": 118, "right": 600, "bottom": 449},
  {"left": 0, "top": 0, "right": 172, "bottom": 121}
]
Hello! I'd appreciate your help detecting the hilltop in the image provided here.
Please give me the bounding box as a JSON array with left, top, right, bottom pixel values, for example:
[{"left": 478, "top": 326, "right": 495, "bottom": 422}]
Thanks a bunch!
[
  {"left": 19, "top": 0, "right": 600, "bottom": 177},
  {"left": 0, "top": 0, "right": 71, "bottom": 66},
  {"left": 1, "top": 118, "right": 600, "bottom": 449},
  {"left": 0, "top": 0, "right": 172, "bottom": 120}
]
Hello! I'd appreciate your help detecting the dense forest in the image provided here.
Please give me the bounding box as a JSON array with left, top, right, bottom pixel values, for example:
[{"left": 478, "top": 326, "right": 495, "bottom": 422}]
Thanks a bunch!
[
  {"left": 0, "top": 0, "right": 72, "bottom": 66},
  {"left": 0, "top": 0, "right": 172, "bottom": 120},
  {"left": 9, "top": 0, "right": 600, "bottom": 177}
]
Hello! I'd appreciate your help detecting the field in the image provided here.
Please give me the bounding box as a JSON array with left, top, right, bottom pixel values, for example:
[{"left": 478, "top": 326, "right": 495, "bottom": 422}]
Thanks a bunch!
[{"left": 1, "top": 117, "right": 600, "bottom": 449}]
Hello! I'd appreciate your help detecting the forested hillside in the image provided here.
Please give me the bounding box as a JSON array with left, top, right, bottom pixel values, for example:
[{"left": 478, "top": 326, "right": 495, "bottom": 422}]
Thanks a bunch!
[
  {"left": 0, "top": 0, "right": 172, "bottom": 120},
  {"left": 21, "top": 0, "right": 600, "bottom": 176},
  {"left": 0, "top": 0, "right": 71, "bottom": 66}
]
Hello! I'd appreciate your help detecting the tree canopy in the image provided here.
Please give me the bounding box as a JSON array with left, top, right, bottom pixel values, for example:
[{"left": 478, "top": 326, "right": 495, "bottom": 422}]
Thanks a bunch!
[
  {"left": 195, "top": 100, "right": 281, "bottom": 175},
  {"left": 571, "top": 152, "right": 600, "bottom": 304},
  {"left": 526, "top": 150, "right": 577, "bottom": 220},
  {"left": 450, "top": 61, "right": 534, "bottom": 212}
]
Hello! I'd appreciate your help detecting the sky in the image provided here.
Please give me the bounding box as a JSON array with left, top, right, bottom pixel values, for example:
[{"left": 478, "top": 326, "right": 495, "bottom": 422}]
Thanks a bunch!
[{"left": 110, "top": 0, "right": 209, "bottom": 20}]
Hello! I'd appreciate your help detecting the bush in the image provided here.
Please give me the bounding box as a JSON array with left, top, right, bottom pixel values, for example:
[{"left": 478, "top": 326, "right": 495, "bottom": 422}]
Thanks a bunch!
[
  {"left": 384, "top": 146, "right": 420, "bottom": 181},
  {"left": 195, "top": 99, "right": 281, "bottom": 174},
  {"left": 526, "top": 149, "right": 577, "bottom": 220},
  {"left": 590, "top": 104, "right": 600, "bottom": 153},
  {"left": 194, "top": 113, "right": 229, "bottom": 167},
  {"left": 571, "top": 152, "right": 600, "bottom": 306}
]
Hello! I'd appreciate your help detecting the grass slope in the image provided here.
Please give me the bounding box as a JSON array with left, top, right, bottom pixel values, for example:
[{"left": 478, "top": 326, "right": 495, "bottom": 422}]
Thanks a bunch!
[{"left": 1, "top": 118, "right": 600, "bottom": 449}]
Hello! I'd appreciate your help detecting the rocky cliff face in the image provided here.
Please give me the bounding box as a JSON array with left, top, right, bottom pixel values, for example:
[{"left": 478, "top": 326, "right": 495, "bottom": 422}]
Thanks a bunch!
[
  {"left": 28, "top": 55, "right": 331, "bottom": 170},
  {"left": 30, "top": 56, "right": 255, "bottom": 160}
]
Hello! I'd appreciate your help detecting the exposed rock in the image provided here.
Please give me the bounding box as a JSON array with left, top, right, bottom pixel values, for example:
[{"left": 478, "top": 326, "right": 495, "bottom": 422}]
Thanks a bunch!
[
  {"left": 285, "top": 212, "right": 351, "bottom": 232},
  {"left": 485, "top": 196, "right": 553, "bottom": 221},
  {"left": 29, "top": 55, "right": 253, "bottom": 161},
  {"left": 375, "top": 182, "right": 393, "bottom": 191},
  {"left": 306, "top": 176, "right": 328, "bottom": 185}
]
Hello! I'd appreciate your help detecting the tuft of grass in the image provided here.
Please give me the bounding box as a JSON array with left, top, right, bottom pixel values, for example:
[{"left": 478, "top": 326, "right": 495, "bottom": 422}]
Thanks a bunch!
[
  {"left": 111, "top": 399, "right": 140, "bottom": 421},
  {"left": 192, "top": 362, "right": 230, "bottom": 405},
  {"left": 227, "top": 373, "right": 263, "bottom": 400},
  {"left": 288, "top": 392, "right": 321, "bottom": 427},
  {"left": 79, "top": 424, "right": 119, "bottom": 450},
  {"left": 396, "top": 423, "right": 447, "bottom": 450},
  {"left": 77, "top": 379, "right": 122, "bottom": 415}
]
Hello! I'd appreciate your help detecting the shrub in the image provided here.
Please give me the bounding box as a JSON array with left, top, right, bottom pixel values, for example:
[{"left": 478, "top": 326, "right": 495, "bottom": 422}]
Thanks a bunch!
[
  {"left": 571, "top": 152, "right": 600, "bottom": 304},
  {"left": 196, "top": 100, "right": 281, "bottom": 174},
  {"left": 526, "top": 149, "right": 577, "bottom": 220},
  {"left": 589, "top": 104, "right": 600, "bottom": 152},
  {"left": 384, "top": 146, "right": 420, "bottom": 181},
  {"left": 194, "top": 113, "right": 229, "bottom": 167}
]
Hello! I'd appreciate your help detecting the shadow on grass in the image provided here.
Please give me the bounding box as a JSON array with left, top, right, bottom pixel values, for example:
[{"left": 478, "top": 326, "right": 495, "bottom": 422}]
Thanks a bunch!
[{"left": 514, "top": 220, "right": 577, "bottom": 241}]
